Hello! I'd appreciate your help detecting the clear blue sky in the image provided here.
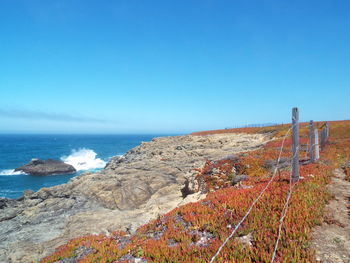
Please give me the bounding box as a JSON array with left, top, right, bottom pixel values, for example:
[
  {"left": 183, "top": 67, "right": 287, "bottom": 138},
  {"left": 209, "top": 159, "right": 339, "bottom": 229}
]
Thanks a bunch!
[{"left": 0, "top": 0, "right": 349, "bottom": 134}]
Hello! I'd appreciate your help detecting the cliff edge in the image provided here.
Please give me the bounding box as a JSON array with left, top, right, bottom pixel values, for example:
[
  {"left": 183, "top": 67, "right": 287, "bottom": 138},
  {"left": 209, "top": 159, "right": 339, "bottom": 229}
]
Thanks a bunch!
[{"left": 0, "top": 133, "right": 267, "bottom": 262}]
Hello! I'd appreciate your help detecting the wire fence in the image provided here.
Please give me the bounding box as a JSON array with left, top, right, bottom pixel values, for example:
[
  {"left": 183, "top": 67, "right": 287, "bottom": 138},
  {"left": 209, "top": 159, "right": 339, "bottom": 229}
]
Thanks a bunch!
[
  {"left": 209, "top": 108, "right": 330, "bottom": 263},
  {"left": 270, "top": 146, "right": 299, "bottom": 262},
  {"left": 209, "top": 126, "right": 294, "bottom": 263}
]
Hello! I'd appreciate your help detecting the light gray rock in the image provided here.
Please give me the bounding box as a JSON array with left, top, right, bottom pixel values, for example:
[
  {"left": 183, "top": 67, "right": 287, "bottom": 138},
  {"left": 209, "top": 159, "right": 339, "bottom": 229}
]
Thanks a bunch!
[
  {"left": 264, "top": 157, "right": 291, "bottom": 172},
  {"left": 232, "top": 174, "right": 248, "bottom": 185}
]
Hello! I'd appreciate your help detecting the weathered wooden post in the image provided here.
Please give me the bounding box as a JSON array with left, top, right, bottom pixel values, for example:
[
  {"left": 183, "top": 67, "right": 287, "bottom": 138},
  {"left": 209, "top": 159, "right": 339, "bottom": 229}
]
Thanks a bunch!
[
  {"left": 314, "top": 128, "right": 320, "bottom": 160},
  {"left": 305, "top": 141, "right": 309, "bottom": 159},
  {"left": 309, "top": 120, "right": 315, "bottom": 162},
  {"left": 320, "top": 129, "right": 326, "bottom": 151},
  {"left": 292, "top": 107, "right": 299, "bottom": 182},
  {"left": 320, "top": 128, "right": 326, "bottom": 150}
]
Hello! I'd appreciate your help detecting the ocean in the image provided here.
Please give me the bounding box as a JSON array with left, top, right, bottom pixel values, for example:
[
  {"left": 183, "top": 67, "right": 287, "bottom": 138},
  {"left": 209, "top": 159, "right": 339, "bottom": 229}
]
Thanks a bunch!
[{"left": 0, "top": 134, "right": 169, "bottom": 199}]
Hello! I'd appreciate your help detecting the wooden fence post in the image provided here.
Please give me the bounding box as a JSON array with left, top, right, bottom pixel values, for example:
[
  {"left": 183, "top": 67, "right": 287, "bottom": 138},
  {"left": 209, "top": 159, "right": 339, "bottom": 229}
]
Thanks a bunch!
[
  {"left": 320, "top": 128, "right": 326, "bottom": 150},
  {"left": 314, "top": 128, "right": 320, "bottom": 160},
  {"left": 321, "top": 129, "right": 326, "bottom": 150},
  {"left": 320, "top": 122, "right": 330, "bottom": 151},
  {"left": 309, "top": 120, "right": 315, "bottom": 162},
  {"left": 305, "top": 141, "right": 309, "bottom": 159},
  {"left": 292, "top": 107, "right": 299, "bottom": 182}
]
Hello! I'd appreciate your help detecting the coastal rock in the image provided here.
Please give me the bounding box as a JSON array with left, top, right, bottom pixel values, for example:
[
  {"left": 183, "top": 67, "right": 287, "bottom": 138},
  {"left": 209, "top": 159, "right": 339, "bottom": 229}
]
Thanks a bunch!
[
  {"left": 104, "top": 156, "right": 125, "bottom": 170},
  {"left": 0, "top": 199, "right": 7, "bottom": 209},
  {"left": 264, "top": 157, "right": 291, "bottom": 172},
  {"left": 0, "top": 132, "right": 267, "bottom": 262},
  {"left": 181, "top": 173, "right": 200, "bottom": 197},
  {"left": 232, "top": 174, "right": 248, "bottom": 185},
  {"left": 15, "top": 158, "right": 76, "bottom": 176}
]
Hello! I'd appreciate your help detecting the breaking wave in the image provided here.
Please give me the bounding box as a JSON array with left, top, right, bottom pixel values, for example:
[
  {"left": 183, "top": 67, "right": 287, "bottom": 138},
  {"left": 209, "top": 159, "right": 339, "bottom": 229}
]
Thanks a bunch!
[{"left": 61, "top": 148, "right": 106, "bottom": 171}]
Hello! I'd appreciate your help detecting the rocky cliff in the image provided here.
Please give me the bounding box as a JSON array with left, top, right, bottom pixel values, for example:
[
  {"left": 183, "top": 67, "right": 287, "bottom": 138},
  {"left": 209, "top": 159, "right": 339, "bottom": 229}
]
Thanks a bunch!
[{"left": 0, "top": 133, "right": 267, "bottom": 262}]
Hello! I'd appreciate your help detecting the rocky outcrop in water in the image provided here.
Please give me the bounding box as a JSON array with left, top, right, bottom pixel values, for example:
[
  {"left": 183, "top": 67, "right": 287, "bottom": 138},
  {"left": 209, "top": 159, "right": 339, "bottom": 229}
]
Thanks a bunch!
[
  {"left": 15, "top": 158, "right": 76, "bottom": 176},
  {"left": 0, "top": 133, "right": 267, "bottom": 262}
]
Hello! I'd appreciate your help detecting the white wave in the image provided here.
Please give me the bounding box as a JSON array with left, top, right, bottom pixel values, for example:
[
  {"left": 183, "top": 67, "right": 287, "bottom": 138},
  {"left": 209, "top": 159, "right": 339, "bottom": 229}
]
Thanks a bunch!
[
  {"left": 0, "top": 169, "right": 26, "bottom": 176},
  {"left": 61, "top": 148, "right": 106, "bottom": 171}
]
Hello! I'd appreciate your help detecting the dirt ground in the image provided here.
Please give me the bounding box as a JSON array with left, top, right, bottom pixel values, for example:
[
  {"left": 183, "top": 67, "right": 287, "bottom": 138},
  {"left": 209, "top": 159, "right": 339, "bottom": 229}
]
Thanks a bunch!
[{"left": 312, "top": 169, "right": 350, "bottom": 263}]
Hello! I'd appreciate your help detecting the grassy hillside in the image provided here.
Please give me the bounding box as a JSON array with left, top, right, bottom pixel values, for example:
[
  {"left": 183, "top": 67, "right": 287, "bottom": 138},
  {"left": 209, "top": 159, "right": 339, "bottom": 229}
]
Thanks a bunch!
[{"left": 41, "top": 120, "right": 350, "bottom": 263}]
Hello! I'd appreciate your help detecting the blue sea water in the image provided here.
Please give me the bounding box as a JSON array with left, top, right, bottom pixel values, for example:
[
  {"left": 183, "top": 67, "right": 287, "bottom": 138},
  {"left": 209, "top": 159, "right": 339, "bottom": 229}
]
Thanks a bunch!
[{"left": 0, "top": 134, "right": 169, "bottom": 199}]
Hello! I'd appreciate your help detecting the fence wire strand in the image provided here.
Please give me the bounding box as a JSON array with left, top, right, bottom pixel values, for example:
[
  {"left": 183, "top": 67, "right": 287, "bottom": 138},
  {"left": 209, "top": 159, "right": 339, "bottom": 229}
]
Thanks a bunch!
[
  {"left": 209, "top": 125, "right": 295, "bottom": 263},
  {"left": 270, "top": 145, "right": 300, "bottom": 263}
]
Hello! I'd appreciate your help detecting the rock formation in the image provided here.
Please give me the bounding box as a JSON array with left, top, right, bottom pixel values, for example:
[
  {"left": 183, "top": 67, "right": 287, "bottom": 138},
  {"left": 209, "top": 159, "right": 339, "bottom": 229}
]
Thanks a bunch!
[
  {"left": 0, "top": 133, "right": 267, "bottom": 262},
  {"left": 15, "top": 158, "right": 76, "bottom": 176}
]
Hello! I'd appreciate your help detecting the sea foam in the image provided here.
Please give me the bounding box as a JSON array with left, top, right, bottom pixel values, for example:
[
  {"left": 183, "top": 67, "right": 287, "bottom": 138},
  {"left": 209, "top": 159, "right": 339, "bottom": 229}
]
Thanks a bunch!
[
  {"left": 0, "top": 169, "right": 26, "bottom": 176},
  {"left": 61, "top": 148, "right": 106, "bottom": 171}
]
